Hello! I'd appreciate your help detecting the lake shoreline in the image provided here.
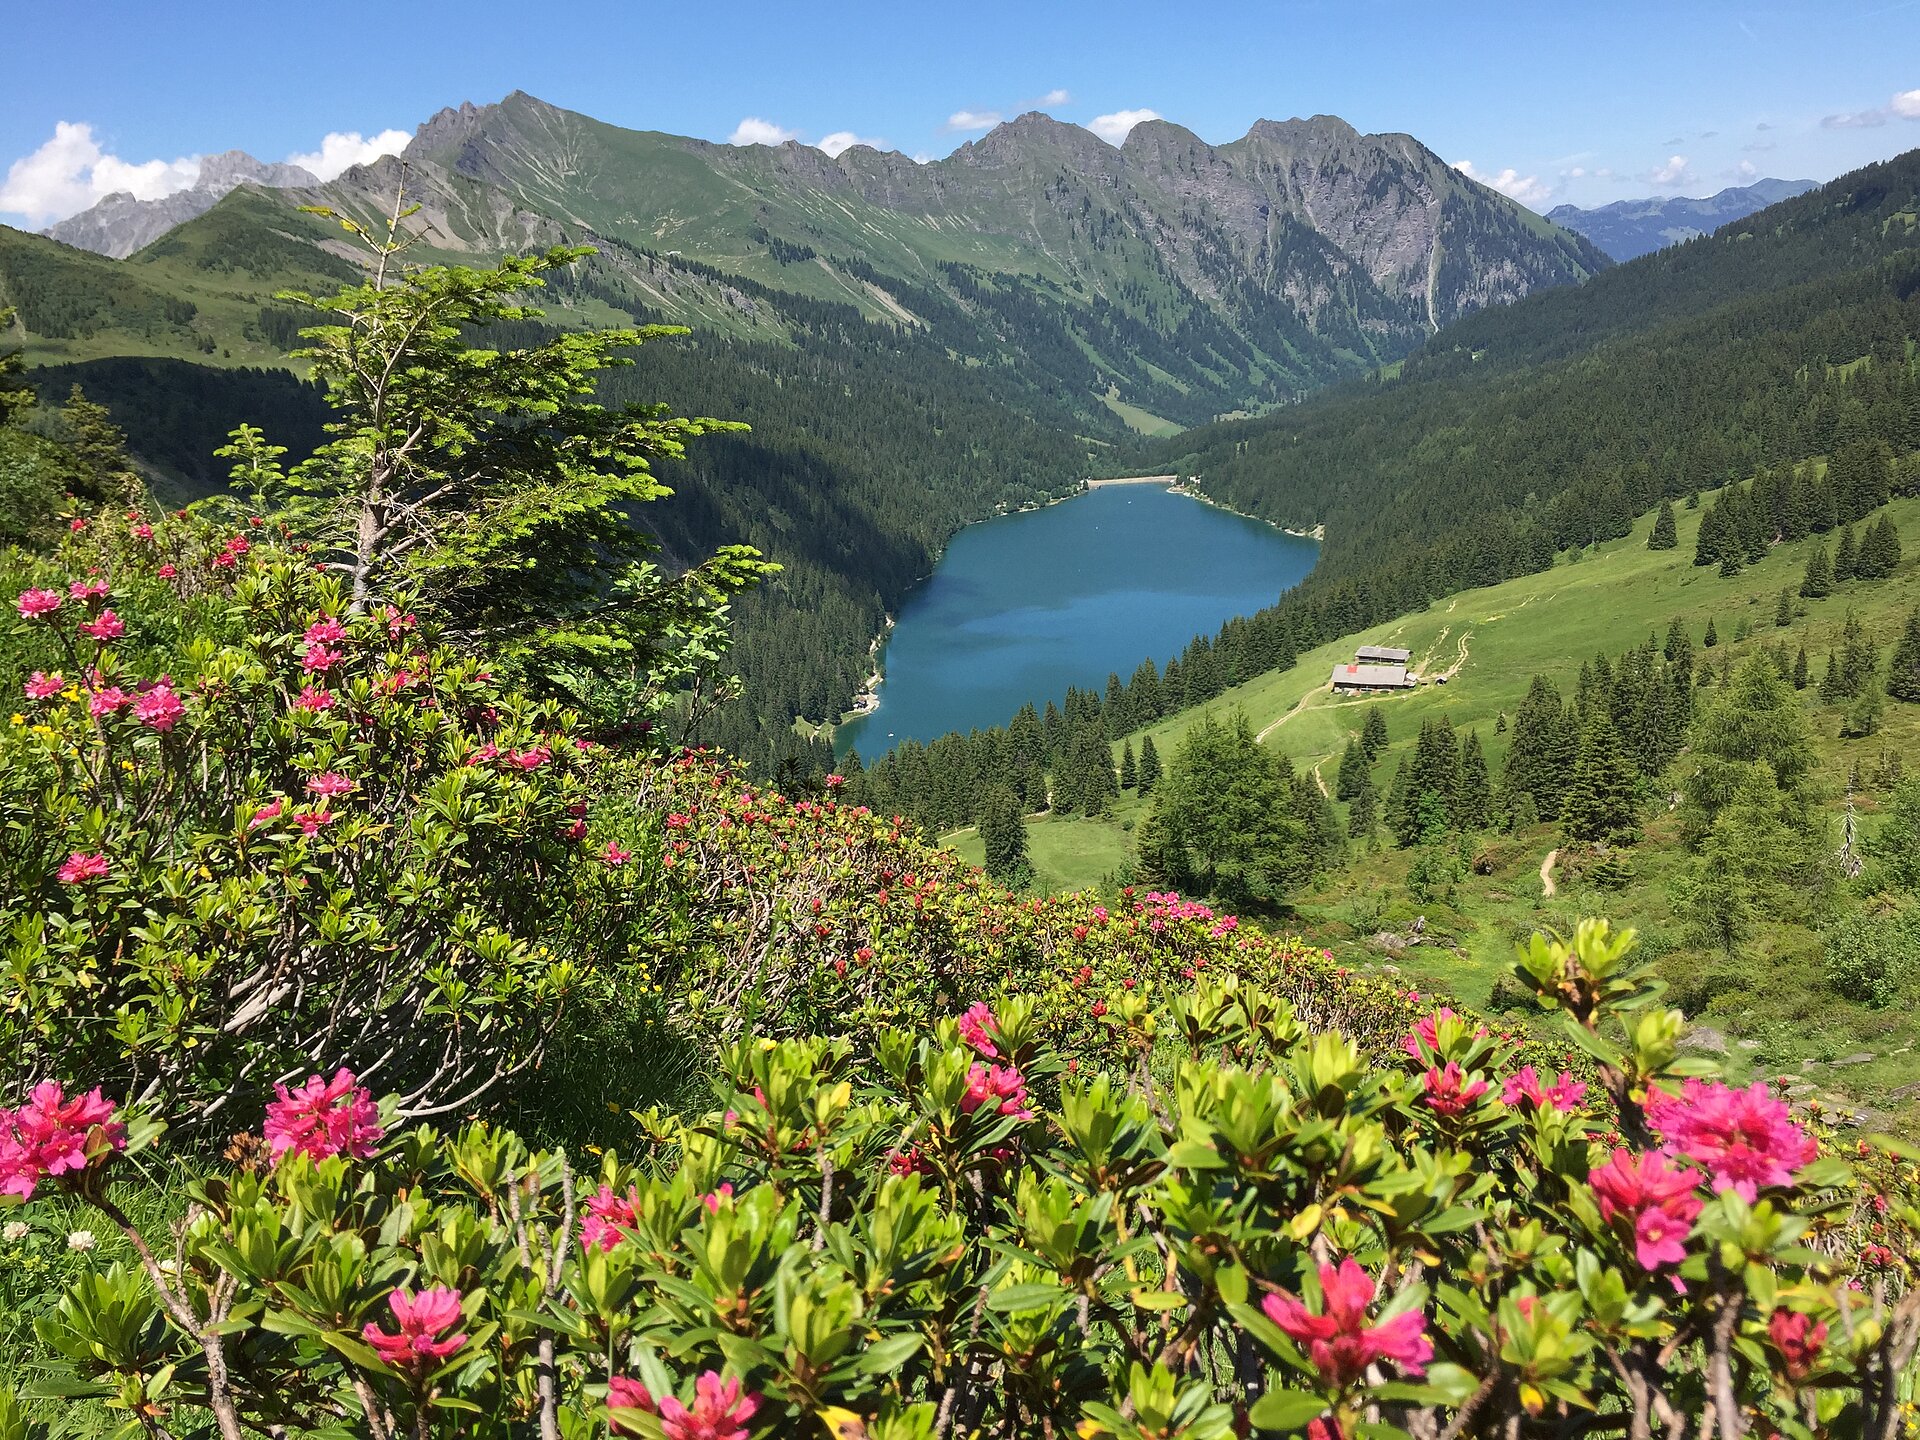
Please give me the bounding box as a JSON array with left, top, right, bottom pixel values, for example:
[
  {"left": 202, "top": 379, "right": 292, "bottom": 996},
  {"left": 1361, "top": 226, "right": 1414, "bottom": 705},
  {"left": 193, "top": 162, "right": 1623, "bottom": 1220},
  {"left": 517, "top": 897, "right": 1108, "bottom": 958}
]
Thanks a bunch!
[{"left": 832, "top": 484, "right": 1320, "bottom": 755}]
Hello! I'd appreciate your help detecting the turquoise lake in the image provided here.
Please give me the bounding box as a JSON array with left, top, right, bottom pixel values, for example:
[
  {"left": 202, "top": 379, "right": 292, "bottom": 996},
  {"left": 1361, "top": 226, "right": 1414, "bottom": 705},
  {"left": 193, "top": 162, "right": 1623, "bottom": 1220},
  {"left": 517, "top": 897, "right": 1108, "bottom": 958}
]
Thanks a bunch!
[{"left": 835, "top": 483, "right": 1318, "bottom": 756}]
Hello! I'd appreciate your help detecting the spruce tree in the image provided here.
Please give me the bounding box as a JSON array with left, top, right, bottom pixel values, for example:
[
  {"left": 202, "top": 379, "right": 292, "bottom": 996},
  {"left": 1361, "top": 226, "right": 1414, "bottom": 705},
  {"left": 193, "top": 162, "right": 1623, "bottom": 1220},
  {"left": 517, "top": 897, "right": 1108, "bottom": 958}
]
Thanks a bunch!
[
  {"left": 1717, "top": 549, "right": 1744, "bottom": 578},
  {"left": 1663, "top": 618, "right": 1693, "bottom": 670},
  {"left": 1347, "top": 773, "right": 1378, "bottom": 839},
  {"left": 1792, "top": 646, "right": 1809, "bottom": 690},
  {"left": 1560, "top": 711, "right": 1639, "bottom": 843},
  {"left": 1820, "top": 652, "right": 1846, "bottom": 705},
  {"left": 1360, "top": 706, "right": 1389, "bottom": 760},
  {"left": 1834, "top": 524, "right": 1858, "bottom": 581},
  {"left": 1408, "top": 717, "right": 1462, "bottom": 832},
  {"left": 1292, "top": 770, "right": 1339, "bottom": 870},
  {"left": 1119, "top": 739, "right": 1137, "bottom": 789},
  {"left": 1456, "top": 731, "right": 1493, "bottom": 831},
  {"left": 1502, "top": 675, "right": 1575, "bottom": 820},
  {"left": 978, "top": 783, "right": 1031, "bottom": 886},
  {"left": 1385, "top": 757, "right": 1416, "bottom": 846},
  {"left": 1494, "top": 712, "right": 1508, "bottom": 734},
  {"left": 1840, "top": 611, "right": 1878, "bottom": 696},
  {"left": 1136, "top": 735, "right": 1161, "bottom": 794},
  {"left": 1703, "top": 617, "right": 1718, "bottom": 648},
  {"left": 1138, "top": 711, "right": 1306, "bottom": 905},
  {"left": 1334, "top": 738, "right": 1367, "bottom": 800},
  {"left": 1800, "top": 543, "right": 1834, "bottom": 599},
  {"left": 1648, "top": 500, "right": 1677, "bottom": 550},
  {"left": 1774, "top": 589, "right": 1793, "bottom": 627},
  {"left": 1887, "top": 609, "right": 1920, "bottom": 703}
]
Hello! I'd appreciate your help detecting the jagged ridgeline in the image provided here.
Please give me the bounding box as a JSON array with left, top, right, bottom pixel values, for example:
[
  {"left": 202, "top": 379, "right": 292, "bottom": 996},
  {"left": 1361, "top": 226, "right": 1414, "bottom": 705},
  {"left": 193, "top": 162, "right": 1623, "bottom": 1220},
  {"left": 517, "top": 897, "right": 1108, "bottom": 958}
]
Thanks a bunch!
[{"left": 0, "top": 90, "right": 1607, "bottom": 770}]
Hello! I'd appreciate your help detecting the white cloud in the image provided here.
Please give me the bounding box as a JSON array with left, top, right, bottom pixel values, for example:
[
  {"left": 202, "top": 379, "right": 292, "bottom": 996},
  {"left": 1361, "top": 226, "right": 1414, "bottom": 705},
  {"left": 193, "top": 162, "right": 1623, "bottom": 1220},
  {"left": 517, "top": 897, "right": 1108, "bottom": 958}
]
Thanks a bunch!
[
  {"left": 1645, "top": 154, "right": 1693, "bottom": 186},
  {"left": 1088, "top": 108, "right": 1161, "bottom": 144},
  {"left": 728, "top": 117, "right": 799, "bottom": 146},
  {"left": 1035, "top": 88, "right": 1071, "bottom": 106},
  {"left": 946, "top": 109, "right": 1002, "bottom": 132},
  {"left": 1822, "top": 87, "right": 1920, "bottom": 129},
  {"left": 1726, "top": 158, "right": 1759, "bottom": 181},
  {"left": 817, "top": 131, "right": 883, "bottom": 158},
  {"left": 1452, "top": 159, "right": 1552, "bottom": 206},
  {"left": 0, "top": 121, "right": 200, "bottom": 225},
  {"left": 285, "top": 128, "right": 409, "bottom": 181}
]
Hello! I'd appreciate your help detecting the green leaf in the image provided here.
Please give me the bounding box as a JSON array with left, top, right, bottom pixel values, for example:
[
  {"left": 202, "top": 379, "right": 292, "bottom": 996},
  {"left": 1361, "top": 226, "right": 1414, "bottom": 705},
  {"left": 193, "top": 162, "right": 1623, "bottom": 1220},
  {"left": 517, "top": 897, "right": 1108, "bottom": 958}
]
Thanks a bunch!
[
  {"left": 985, "top": 1283, "right": 1071, "bottom": 1313},
  {"left": 1246, "top": 1390, "right": 1330, "bottom": 1430}
]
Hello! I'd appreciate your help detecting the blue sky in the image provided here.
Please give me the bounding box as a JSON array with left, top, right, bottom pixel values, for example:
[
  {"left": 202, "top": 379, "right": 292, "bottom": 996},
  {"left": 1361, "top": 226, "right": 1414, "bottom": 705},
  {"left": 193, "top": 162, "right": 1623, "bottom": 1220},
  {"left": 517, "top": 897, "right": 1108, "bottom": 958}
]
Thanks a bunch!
[{"left": 4, "top": 0, "right": 1918, "bottom": 227}]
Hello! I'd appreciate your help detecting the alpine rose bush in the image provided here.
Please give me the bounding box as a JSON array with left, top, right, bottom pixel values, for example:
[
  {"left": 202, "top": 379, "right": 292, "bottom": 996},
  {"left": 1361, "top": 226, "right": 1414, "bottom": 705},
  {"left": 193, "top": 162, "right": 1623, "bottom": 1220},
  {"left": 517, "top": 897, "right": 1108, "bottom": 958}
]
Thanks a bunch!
[
  {"left": 2, "top": 922, "right": 1915, "bottom": 1440},
  {"left": 0, "top": 510, "right": 661, "bottom": 1128}
]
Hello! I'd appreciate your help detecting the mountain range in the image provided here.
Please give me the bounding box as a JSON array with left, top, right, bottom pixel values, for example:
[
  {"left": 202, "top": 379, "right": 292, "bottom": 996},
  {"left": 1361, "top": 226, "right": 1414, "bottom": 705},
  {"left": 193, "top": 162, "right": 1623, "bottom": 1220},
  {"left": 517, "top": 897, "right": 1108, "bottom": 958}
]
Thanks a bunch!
[
  {"left": 9, "top": 91, "right": 1607, "bottom": 429},
  {"left": 1546, "top": 178, "right": 1818, "bottom": 261},
  {"left": 44, "top": 150, "right": 321, "bottom": 259}
]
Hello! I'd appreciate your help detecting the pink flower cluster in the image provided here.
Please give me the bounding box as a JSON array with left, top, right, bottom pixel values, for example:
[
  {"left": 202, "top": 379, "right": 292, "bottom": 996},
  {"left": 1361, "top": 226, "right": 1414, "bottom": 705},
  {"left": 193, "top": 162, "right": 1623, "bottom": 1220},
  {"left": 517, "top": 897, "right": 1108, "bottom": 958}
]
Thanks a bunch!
[
  {"left": 1769, "top": 1308, "right": 1826, "bottom": 1382},
  {"left": 24, "top": 671, "right": 63, "bottom": 700},
  {"left": 78, "top": 610, "right": 125, "bottom": 642},
  {"left": 57, "top": 852, "right": 110, "bottom": 885},
  {"left": 962, "top": 1063, "right": 1034, "bottom": 1121},
  {"left": 1261, "top": 1258, "right": 1433, "bottom": 1389},
  {"left": 1646, "top": 1079, "right": 1816, "bottom": 1201},
  {"left": 1587, "top": 1149, "right": 1703, "bottom": 1270},
  {"left": 362, "top": 1286, "right": 467, "bottom": 1371},
  {"left": 1500, "top": 1066, "right": 1587, "bottom": 1113},
  {"left": 262, "top": 1069, "right": 384, "bottom": 1163},
  {"left": 16, "top": 588, "right": 62, "bottom": 619},
  {"left": 1420, "top": 1062, "right": 1489, "bottom": 1117},
  {"left": 957, "top": 1002, "right": 1001, "bottom": 1058},
  {"left": 581, "top": 1183, "right": 642, "bottom": 1252},
  {"left": 608, "top": 1371, "right": 760, "bottom": 1440},
  {"left": 0, "top": 1082, "right": 125, "bottom": 1201},
  {"left": 1400, "top": 1007, "right": 1486, "bottom": 1061}
]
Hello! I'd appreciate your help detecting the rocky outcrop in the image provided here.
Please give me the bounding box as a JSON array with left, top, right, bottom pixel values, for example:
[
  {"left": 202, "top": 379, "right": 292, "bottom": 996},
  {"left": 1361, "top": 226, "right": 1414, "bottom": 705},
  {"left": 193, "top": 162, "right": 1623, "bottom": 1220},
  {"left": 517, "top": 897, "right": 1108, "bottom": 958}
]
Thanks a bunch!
[{"left": 45, "top": 150, "right": 319, "bottom": 258}]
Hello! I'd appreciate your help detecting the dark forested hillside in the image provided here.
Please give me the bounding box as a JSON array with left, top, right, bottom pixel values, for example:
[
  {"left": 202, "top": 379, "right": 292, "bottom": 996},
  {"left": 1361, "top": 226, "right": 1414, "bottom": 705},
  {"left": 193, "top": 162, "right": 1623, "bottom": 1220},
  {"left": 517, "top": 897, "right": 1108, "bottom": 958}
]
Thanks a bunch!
[{"left": 1157, "top": 150, "right": 1920, "bottom": 644}]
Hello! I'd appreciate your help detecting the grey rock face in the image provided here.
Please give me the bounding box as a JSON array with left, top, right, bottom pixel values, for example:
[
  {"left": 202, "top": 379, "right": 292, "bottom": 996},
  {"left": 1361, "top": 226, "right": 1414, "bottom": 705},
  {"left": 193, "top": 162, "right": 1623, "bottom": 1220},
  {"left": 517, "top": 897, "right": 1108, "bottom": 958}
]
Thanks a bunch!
[{"left": 44, "top": 150, "right": 319, "bottom": 259}]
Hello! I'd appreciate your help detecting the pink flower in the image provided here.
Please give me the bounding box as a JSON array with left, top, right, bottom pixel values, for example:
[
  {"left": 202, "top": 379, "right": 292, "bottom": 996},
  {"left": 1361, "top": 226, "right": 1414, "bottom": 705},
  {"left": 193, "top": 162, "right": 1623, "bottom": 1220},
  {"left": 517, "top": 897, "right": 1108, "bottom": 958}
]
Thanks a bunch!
[
  {"left": 301, "top": 642, "right": 342, "bottom": 672},
  {"left": 16, "top": 589, "right": 62, "bottom": 619},
  {"left": 134, "top": 686, "right": 185, "bottom": 733},
  {"left": 603, "top": 842, "right": 632, "bottom": 866},
  {"left": 248, "top": 799, "right": 283, "bottom": 830},
  {"left": 1420, "top": 1063, "right": 1489, "bottom": 1117},
  {"left": 302, "top": 617, "right": 346, "bottom": 645},
  {"left": 68, "top": 579, "right": 108, "bottom": 601},
  {"left": 1769, "top": 1309, "right": 1826, "bottom": 1382},
  {"left": 68, "top": 518, "right": 86, "bottom": 533},
  {"left": 1501, "top": 1066, "right": 1588, "bottom": 1113},
  {"left": 361, "top": 1286, "right": 467, "bottom": 1370},
  {"left": 305, "top": 772, "right": 354, "bottom": 798},
  {"left": 508, "top": 746, "right": 551, "bottom": 770},
  {"left": 88, "top": 686, "right": 132, "bottom": 717},
  {"left": 1646, "top": 1080, "right": 1817, "bottom": 1202},
  {"left": 1401, "top": 1007, "right": 1462, "bottom": 1060},
  {"left": 383, "top": 608, "right": 417, "bottom": 638},
  {"left": 156, "top": 564, "right": 177, "bottom": 579},
  {"left": 263, "top": 1069, "right": 384, "bottom": 1162},
  {"left": 701, "top": 1182, "right": 734, "bottom": 1213},
  {"left": 1587, "top": 1149, "right": 1703, "bottom": 1270},
  {"left": 294, "top": 809, "right": 336, "bottom": 837},
  {"left": 957, "top": 1001, "right": 1001, "bottom": 1058},
  {"left": 24, "top": 672, "right": 63, "bottom": 700},
  {"left": 293, "top": 686, "right": 335, "bottom": 711},
  {"left": 607, "top": 1376, "right": 657, "bottom": 1432},
  {"left": 78, "top": 610, "right": 125, "bottom": 642},
  {"left": 1261, "top": 1258, "right": 1433, "bottom": 1389},
  {"left": 825, "top": 773, "right": 845, "bottom": 788},
  {"left": 657, "top": 1371, "right": 759, "bottom": 1440},
  {"left": 0, "top": 1082, "right": 124, "bottom": 1200},
  {"left": 961, "top": 1062, "right": 1033, "bottom": 1121},
  {"left": 563, "top": 820, "right": 588, "bottom": 841},
  {"left": 581, "top": 1184, "right": 642, "bottom": 1252},
  {"left": 132, "top": 523, "right": 153, "bottom": 540},
  {"left": 57, "top": 852, "right": 109, "bottom": 885}
]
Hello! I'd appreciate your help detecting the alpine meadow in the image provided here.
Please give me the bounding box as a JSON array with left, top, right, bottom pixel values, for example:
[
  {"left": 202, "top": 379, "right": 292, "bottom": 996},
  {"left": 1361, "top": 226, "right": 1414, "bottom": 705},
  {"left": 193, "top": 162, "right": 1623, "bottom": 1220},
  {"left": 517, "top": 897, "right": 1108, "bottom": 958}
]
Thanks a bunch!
[{"left": 3, "top": 9, "right": 1920, "bottom": 1438}]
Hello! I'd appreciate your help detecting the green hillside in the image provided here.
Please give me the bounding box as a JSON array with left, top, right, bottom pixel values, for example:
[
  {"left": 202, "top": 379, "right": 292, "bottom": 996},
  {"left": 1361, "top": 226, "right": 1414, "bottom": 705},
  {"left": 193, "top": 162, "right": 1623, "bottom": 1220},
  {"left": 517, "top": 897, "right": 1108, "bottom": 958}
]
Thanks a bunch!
[{"left": 943, "top": 488, "right": 1920, "bottom": 1128}]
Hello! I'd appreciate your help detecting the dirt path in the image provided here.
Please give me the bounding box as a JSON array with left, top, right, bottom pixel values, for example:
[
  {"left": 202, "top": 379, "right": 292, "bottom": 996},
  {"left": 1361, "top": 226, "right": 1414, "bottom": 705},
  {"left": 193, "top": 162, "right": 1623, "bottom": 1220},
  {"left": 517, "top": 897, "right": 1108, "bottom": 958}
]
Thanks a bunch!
[
  {"left": 1435, "top": 629, "right": 1474, "bottom": 682},
  {"left": 1257, "top": 681, "right": 1331, "bottom": 743},
  {"left": 1540, "top": 848, "right": 1559, "bottom": 898},
  {"left": 1311, "top": 760, "right": 1329, "bottom": 798}
]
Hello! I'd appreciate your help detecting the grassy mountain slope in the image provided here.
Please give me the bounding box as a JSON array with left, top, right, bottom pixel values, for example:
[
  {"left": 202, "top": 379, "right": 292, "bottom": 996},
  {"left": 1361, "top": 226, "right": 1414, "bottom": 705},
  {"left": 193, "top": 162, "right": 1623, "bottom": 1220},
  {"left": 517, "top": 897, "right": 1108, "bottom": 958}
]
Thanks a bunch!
[{"left": 948, "top": 490, "right": 1920, "bottom": 1128}]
